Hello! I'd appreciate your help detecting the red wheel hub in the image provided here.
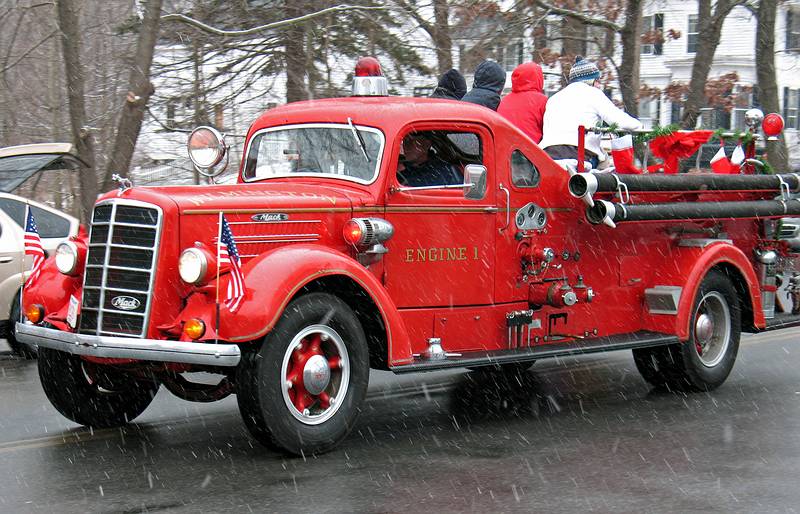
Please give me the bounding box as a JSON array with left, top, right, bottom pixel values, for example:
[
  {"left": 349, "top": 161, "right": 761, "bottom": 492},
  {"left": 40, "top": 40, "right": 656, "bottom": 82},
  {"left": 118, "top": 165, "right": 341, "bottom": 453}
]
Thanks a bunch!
[{"left": 285, "top": 334, "right": 342, "bottom": 413}]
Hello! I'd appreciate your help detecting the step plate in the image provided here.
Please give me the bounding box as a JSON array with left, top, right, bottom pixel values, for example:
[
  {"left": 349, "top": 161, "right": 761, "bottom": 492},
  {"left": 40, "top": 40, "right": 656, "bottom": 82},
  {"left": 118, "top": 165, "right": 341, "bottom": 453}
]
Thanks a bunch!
[{"left": 392, "top": 330, "right": 679, "bottom": 373}]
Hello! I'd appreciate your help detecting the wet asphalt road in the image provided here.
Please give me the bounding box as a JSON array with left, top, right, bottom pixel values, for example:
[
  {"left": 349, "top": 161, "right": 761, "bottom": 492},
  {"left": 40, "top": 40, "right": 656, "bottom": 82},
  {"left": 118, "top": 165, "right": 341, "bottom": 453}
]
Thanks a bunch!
[{"left": 1, "top": 330, "right": 800, "bottom": 513}]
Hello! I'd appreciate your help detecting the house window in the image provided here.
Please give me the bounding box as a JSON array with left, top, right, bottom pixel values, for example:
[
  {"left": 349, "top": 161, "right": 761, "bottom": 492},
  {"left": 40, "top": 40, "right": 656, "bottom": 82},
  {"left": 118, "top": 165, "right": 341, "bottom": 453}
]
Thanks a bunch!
[
  {"left": 788, "top": 9, "right": 800, "bottom": 52},
  {"left": 784, "top": 88, "right": 800, "bottom": 129},
  {"left": 638, "top": 96, "right": 661, "bottom": 130},
  {"left": 687, "top": 14, "right": 699, "bottom": 54},
  {"left": 498, "top": 41, "right": 524, "bottom": 72},
  {"left": 641, "top": 14, "right": 664, "bottom": 55}
]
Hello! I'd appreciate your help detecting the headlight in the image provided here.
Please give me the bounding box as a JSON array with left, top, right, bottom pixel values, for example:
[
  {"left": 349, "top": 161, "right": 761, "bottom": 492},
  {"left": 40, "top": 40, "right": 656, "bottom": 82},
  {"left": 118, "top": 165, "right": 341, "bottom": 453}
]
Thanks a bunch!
[
  {"left": 188, "top": 126, "right": 226, "bottom": 169},
  {"left": 179, "top": 247, "right": 209, "bottom": 285},
  {"left": 55, "top": 241, "right": 78, "bottom": 275}
]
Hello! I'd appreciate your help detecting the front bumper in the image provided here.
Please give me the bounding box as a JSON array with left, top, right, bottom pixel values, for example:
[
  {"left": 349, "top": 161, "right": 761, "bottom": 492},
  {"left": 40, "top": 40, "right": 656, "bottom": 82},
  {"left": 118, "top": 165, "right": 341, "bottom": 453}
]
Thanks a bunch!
[{"left": 15, "top": 323, "right": 241, "bottom": 367}]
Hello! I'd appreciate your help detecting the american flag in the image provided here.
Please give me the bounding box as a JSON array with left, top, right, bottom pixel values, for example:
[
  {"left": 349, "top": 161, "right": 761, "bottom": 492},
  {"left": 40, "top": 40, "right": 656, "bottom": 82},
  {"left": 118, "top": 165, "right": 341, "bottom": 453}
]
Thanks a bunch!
[
  {"left": 24, "top": 207, "right": 45, "bottom": 288},
  {"left": 217, "top": 214, "right": 245, "bottom": 312}
]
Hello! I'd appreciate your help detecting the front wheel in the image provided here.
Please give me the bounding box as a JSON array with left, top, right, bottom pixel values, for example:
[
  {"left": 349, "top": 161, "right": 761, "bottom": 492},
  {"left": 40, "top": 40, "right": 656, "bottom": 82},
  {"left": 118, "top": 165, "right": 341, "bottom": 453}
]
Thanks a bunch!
[
  {"left": 38, "top": 347, "right": 159, "bottom": 427},
  {"left": 633, "top": 270, "right": 741, "bottom": 391},
  {"left": 7, "top": 290, "right": 35, "bottom": 359},
  {"left": 237, "top": 293, "right": 369, "bottom": 455}
]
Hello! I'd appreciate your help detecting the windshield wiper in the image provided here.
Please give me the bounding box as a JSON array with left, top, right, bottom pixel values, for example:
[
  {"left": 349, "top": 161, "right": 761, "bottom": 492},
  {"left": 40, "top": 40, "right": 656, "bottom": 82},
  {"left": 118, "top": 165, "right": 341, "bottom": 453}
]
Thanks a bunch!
[{"left": 347, "top": 117, "right": 370, "bottom": 163}]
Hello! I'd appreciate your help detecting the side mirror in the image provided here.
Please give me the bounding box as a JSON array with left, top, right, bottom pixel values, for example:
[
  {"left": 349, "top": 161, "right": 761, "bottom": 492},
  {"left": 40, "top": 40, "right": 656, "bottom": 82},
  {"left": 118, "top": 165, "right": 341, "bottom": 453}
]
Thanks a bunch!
[{"left": 464, "top": 164, "right": 487, "bottom": 199}]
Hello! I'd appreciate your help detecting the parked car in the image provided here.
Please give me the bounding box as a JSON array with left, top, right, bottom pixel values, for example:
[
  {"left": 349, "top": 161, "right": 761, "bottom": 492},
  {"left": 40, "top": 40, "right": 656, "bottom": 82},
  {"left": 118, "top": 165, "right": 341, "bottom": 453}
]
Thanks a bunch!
[{"left": 0, "top": 144, "right": 83, "bottom": 356}]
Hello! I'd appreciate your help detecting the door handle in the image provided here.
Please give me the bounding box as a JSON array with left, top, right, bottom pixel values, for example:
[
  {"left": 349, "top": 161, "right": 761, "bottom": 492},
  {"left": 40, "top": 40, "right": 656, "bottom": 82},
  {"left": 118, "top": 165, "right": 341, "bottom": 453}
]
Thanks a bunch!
[
  {"left": 498, "top": 183, "right": 510, "bottom": 233},
  {"left": 0, "top": 256, "right": 13, "bottom": 263}
]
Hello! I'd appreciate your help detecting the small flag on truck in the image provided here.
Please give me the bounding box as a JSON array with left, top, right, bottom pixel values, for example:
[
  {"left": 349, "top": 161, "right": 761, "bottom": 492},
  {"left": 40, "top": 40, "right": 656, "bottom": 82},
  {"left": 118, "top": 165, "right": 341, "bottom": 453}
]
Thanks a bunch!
[
  {"left": 24, "top": 206, "right": 45, "bottom": 288},
  {"left": 217, "top": 213, "right": 245, "bottom": 312}
]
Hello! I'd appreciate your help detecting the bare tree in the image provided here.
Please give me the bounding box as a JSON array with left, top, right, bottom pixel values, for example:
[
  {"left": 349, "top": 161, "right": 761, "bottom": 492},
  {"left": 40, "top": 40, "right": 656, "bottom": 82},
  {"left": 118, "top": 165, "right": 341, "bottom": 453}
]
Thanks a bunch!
[
  {"left": 55, "top": 0, "right": 98, "bottom": 222},
  {"left": 392, "top": 0, "right": 453, "bottom": 75},
  {"left": 680, "top": 0, "right": 746, "bottom": 128},
  {"left": 533, "top": 0, "right": 644, "bottom": 115},
  {"left": 756, "top": 0, "right": 789, "bottom": 171},
  {"left": 102, "top": 0, "right": 164, "bottom": 190}
]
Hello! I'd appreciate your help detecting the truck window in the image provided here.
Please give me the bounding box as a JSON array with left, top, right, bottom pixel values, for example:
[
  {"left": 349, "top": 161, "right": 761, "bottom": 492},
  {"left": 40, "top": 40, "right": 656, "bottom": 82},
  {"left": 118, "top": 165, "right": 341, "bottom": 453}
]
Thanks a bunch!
[
  {"left": 242, "top": 124, "right": 384, "bottom": 184},
  {"left": 396, "top": 130, "right": 483, "bottom": 194},
  {"left": 511, "top": 150, "right": 540, "bottom": 188}
]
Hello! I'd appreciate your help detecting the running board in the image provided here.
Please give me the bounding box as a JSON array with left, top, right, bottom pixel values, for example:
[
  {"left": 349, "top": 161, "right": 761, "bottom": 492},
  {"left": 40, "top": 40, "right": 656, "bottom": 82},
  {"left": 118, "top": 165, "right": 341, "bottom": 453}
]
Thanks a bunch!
[
  {"left": 762, "top": 313, "right": 800, "bottom": 331},
  {"left": 392, "top": 331, "right": 679, "bottom": 373}
]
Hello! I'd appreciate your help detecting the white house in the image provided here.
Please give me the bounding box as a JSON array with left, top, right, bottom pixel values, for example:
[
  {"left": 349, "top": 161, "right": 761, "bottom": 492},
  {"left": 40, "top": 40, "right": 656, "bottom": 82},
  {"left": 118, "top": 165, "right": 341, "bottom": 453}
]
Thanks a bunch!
[{"left": 136, "top": 0, "right": 800, "bottom": 178}]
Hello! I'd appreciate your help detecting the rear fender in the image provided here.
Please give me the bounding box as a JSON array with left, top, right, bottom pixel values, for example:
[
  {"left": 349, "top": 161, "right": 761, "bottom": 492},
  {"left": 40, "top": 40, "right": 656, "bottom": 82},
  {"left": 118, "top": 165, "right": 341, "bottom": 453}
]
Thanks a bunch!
[
  {"left": 646, "top": 243, "right": 762, "bottom": 340},
  {"left": 214, "top": 244, "right": 412, "bottom": 366}
]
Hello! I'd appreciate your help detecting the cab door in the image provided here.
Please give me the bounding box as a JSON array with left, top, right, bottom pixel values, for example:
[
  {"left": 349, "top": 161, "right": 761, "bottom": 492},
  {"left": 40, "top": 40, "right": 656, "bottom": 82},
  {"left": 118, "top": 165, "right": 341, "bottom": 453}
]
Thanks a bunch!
[{"left": 382, "top": 123, "right": 496, "bottom": 308}]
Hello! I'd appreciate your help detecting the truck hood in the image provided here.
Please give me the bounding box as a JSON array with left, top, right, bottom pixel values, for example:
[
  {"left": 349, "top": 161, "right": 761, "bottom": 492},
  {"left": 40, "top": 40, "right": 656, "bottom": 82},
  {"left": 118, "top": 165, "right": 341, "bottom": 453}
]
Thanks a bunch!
[{"left": 109, "top": 182, "right": 371, "bottom": 214}]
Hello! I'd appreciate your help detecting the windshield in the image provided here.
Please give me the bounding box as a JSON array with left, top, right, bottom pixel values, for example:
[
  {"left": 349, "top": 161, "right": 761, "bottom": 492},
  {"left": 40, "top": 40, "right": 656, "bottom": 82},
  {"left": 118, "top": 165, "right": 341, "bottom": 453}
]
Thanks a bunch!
[{"left": 242, "top": 124, "right": 384, "bottom": 183}]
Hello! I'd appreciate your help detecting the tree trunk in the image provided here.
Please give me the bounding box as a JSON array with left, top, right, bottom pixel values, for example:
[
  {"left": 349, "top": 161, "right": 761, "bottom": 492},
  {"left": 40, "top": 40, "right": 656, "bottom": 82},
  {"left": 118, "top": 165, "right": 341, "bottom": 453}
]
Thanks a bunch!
[
  {"left": 681, "top": 0, "right": 738, "bottom": 129},
  {"left": 756, "top": 0, "right": 789, "bottom": 172},
  {"left": 618, "top": 0, "right": 643, "bottom": 116},
  {"left": 432, "top": 0, "right": 453, "bottom": 74},
  {"left": 55, "top": 0, "right": 97, "bottom": 223},
  {"left": 283, "top": 2, "right": 309, "bottom": 103},
  {"left": 102, "top": 0, "right": 163, "bottom": 191}
]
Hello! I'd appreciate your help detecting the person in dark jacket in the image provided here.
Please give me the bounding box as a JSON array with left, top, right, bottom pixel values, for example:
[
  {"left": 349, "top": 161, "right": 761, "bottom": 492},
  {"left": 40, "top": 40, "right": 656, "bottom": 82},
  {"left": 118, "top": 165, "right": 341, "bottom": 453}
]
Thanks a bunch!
[
  {"left": 497, "top": 62, "right": 548, "bottom": 143},
  {"left": 462, "top": 60, "right": 506, "bottom": 111},
  {"left": 430, "top": 69, "right": 467, "bottom": 100}
]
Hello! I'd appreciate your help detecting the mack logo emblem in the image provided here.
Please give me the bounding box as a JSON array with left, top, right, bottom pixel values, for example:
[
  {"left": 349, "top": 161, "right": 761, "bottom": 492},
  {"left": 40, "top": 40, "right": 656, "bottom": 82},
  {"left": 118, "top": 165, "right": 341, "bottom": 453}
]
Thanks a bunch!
[
  {"left": 111, "top": 296, "right": 140, "bottom": 311},
  {"left": 251, "top": 213, "right": 289, "bottom": 222}
]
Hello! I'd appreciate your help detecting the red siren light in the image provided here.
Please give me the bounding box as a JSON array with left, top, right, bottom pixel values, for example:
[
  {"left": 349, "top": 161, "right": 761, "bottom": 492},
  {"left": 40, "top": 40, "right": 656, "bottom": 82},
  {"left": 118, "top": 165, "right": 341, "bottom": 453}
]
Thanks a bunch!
[
  {"left": 762, "top": 113, "right": 785, "bottom": 137},
  {"left": 352, "top": 56, "right": 388, "bottom": 96},
  {"left": 355, "top": 56, "right": 383, "bottom": 77}
]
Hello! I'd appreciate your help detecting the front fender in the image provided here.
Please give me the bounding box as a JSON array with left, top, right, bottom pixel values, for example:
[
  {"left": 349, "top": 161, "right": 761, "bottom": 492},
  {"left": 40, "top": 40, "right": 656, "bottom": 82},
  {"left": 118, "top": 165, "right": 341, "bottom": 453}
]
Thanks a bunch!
[
  {"left": 207, "top": 244, "right": 411, "bottom": 366},
  {"left": 21, "top": 258, "right": 82, "bottom": 331},
  {"left": 644, "top": 242, "right": 762, "bottom": 340}
]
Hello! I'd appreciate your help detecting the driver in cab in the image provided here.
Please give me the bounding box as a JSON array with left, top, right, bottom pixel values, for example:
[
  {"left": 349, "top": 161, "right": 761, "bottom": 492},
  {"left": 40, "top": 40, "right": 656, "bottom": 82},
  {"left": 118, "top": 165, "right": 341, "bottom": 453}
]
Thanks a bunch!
[{"left": 397, "top": 132, "right": 463, "bottom": 187}]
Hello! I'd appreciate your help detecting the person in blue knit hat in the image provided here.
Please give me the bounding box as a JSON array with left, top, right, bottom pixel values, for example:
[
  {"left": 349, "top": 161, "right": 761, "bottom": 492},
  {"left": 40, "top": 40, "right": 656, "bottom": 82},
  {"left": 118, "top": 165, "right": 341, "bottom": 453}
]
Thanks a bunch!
[{"left": 539, "top": 56, "right": 642, "bottom": 169}]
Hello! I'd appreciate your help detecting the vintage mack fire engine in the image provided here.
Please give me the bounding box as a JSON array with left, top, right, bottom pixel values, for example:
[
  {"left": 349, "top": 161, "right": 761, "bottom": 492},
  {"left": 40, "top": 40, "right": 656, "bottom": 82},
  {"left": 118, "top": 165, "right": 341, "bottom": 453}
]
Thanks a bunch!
[{"left": 17, "top": 63, "right": 800, "bottom": 455}]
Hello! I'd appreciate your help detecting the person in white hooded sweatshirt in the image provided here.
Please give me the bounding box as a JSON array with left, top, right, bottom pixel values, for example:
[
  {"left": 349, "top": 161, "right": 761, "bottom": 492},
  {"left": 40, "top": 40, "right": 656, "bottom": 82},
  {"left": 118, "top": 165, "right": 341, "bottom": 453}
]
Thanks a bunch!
[{"left": 539, "top": 56, "right": 643, "bottom": 168}]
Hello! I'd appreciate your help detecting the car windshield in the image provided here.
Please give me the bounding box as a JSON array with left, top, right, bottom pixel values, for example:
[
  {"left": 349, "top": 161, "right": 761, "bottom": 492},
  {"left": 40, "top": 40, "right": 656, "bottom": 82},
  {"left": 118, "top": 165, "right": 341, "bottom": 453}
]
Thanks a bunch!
[{"left": 242, "top": 124, "right": 384, "bottom": 183}]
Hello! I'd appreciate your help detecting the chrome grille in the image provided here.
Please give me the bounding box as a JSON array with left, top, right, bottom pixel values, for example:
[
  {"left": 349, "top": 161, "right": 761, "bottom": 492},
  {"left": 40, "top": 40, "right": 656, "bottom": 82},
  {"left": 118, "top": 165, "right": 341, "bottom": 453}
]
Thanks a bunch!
[
  {"left": 79, "top": 200, "right": 162, "bottom": 337},
  {"left": 779, "top": 223, "right": 798, "bottom": 239}
]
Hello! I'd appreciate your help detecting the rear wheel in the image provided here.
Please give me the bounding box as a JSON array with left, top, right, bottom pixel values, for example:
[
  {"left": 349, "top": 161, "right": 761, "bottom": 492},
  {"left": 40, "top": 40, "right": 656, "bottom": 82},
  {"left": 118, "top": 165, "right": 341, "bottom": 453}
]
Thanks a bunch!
[
  {"left": 237, "top": 293, "right": 369, "bottom": 455},
  {"left": 633, "top": 270, "right": 741, "bottom": 391},
  {"left": 38, "top": 347, "right": 159, "bottom": 427}
]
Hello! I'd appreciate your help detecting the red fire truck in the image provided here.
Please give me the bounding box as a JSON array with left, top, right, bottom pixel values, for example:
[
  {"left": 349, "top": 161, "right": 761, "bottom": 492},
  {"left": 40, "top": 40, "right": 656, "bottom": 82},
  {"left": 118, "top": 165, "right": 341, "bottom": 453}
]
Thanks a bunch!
[{"left": 17, "top": 64, "right": 800, "bottom": 455}]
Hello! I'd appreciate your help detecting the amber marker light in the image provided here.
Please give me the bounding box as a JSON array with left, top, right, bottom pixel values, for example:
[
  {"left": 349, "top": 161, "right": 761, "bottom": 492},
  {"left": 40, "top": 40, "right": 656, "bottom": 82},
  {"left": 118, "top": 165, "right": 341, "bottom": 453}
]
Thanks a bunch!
[
  {"left": 25, "top": 304, "right": 44, "bottom": 324},
  {"left": 342, "top": 219, "right": 364, "bottom": 246},
  {"left": 183, "top": 318, "right": 206, "bottom": 340}
]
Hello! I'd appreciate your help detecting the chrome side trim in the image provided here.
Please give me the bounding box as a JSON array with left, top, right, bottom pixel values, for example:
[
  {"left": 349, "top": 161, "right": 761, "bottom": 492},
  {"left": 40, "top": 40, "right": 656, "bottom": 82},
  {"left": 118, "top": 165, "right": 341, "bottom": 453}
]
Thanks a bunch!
[
  {"left": 678, "top": 238, "right": 733, "bottom": 248},
  {"left": 16, "top": 323, "right": 241, "bottom": 367}
]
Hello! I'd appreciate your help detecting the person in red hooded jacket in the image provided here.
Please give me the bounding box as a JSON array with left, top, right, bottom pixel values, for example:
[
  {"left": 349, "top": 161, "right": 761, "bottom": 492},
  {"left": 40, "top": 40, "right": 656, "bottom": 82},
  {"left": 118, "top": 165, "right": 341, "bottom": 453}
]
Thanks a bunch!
[{"left": 497, "top": 62, "right": 547, "bottom": 143}]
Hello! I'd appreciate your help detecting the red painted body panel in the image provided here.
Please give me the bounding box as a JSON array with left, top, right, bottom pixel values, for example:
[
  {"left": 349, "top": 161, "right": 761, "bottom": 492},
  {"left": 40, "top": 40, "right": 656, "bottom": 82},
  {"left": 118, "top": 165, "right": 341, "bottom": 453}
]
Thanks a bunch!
[{"left": 23, "top": 96, "right": 778, "bottom": 371}]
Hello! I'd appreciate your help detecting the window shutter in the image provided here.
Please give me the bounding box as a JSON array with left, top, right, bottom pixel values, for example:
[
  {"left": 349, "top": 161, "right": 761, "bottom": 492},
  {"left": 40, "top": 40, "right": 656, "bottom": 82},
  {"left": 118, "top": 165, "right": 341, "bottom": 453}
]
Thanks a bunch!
[
  {"left": 788, "top": 10, "right": 794, "bottom": 51},
  {"left": 654, "top": 14, "right": 664, "bottom": 55},
  {"left": 784, "top": 87, "right": 790, "bottom": 119},
  {"left": 796, "top": 89, "right": 800, "bottom": 129}
]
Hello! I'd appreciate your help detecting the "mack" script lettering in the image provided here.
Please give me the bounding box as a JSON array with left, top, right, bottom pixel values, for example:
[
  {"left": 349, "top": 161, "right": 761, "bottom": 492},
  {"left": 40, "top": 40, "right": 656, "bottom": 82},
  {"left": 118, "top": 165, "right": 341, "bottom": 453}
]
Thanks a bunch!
[{"left": 403, "top": 246, "right": 479, "bottom": 263}]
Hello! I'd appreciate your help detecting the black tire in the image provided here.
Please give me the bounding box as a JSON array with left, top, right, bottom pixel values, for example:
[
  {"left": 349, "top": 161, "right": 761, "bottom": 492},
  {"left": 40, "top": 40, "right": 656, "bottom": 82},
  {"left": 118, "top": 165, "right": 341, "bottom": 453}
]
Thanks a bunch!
[
  {"left": 633, "top": 270, "right": 741, "bottom": 391},
  {"left": 38, "top": 347, "right": 159, "bottom": 427},
  {"left": 237, "top": 292, "right": 369, "bottom": 455},
  {"left": 7, "top": 290, "right": 35, "bottom": 359}
]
